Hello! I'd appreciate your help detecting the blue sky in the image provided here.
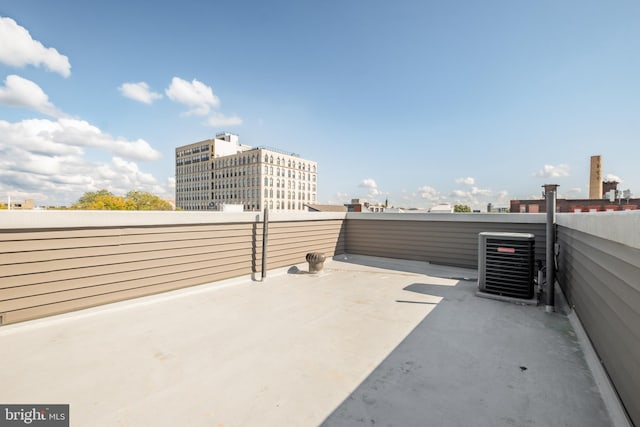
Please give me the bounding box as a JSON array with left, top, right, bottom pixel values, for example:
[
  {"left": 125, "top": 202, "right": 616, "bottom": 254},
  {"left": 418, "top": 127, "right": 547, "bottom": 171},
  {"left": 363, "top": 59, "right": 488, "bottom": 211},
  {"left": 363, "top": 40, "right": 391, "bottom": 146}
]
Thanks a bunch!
[{"left": 1, "top": 1, "right": 639, "bottom": 209}]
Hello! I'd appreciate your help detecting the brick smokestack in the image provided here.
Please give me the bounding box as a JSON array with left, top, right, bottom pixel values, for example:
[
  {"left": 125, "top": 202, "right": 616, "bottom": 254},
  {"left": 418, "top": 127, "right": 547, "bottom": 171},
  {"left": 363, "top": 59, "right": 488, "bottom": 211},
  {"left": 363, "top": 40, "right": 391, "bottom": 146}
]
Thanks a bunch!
[{"left": 589, "top": 155, "right": 603, "bottom": 199}]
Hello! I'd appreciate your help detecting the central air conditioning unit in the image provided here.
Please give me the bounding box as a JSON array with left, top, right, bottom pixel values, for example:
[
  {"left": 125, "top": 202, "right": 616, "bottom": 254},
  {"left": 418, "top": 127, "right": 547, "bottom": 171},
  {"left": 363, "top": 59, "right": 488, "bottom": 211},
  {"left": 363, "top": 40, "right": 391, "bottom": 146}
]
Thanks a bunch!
[{"left": 478, "top": 232, "right": 535, "bottom": 300}]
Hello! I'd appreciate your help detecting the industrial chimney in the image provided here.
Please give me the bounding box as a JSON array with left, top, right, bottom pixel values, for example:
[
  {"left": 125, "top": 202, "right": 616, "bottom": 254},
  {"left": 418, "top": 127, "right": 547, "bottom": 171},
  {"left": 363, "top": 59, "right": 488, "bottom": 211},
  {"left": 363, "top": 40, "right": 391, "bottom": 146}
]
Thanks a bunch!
[{"left": 589, "top": 155, "right": 603, "bottom": 199}]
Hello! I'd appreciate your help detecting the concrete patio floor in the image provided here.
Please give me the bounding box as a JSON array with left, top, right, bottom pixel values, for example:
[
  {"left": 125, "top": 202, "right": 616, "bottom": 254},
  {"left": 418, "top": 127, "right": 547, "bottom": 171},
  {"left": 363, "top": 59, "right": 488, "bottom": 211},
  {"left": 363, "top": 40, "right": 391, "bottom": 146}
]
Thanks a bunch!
[{"left": 0, "top": 255, "right": 619, "bottom": 426}]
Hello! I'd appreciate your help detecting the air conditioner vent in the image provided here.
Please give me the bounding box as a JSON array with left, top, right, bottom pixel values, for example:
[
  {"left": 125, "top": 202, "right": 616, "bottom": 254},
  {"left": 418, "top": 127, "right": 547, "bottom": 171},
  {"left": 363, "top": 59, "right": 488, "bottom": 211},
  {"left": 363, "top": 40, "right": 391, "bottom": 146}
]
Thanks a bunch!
[{"left": 478, "top": 232, "right": 535, "bottom": 299}]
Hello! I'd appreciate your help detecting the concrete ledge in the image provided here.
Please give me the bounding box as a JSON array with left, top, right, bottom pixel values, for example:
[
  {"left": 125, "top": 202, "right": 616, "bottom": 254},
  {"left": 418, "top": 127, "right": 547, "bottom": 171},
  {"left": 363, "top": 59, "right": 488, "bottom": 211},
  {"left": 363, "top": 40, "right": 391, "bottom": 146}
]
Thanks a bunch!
[
  {"left": 557, "top": 210, "right": 640, "bottom": 249},
  {"left": 346, "top": 212, "right": 546, "bottom": 223},
  {"left": 0, "top": 210, "right": 347, "bottom": 229}
]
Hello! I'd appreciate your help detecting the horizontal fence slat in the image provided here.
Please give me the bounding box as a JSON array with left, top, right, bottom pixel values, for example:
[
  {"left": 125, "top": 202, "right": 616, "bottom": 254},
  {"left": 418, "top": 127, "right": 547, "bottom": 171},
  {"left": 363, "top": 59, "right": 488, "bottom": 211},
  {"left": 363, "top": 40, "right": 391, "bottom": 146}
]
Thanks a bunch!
[
  {"left": 0, "top": 251, "right": 256, "bottom": 300},
  {"left": 557, "top": 225, "right": 640, "bottom": 426},
  {"left": 0, "top": 217, "right": 345, "bottom": 325},
  {"left": 1, "top": 268, "right": 251, "bottom": 325},
  {"left": 0, "top": 256, "right": 255, "bottom": 312}
]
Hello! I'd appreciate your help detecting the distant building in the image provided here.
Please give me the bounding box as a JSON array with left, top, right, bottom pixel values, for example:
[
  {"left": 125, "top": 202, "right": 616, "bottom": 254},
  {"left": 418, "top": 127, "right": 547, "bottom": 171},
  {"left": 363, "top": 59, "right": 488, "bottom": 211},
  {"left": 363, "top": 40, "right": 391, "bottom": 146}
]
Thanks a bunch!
[
  {"left": 511, "top": 183, "right": 638, "bottom": 213},
  {"left": 429, "top": 204, "right": 454, "bottom": 213},
  {"left": 218, "top": 204, "right": 244, "bottom": 213},
  {"left": 344, "top": 199, "right": 387, "bottom": 213},
  {"left": 305, "top": 204, "right": 347, "bottom": 212},
  {"left": 0, "top": 198, "right": 34, "bottom": 210},
  {"left": 487, "top": 203, "right": 509, "bottom": 213},
  {"left": 175, "top": 133, "right": 317, "bottom": 211}
]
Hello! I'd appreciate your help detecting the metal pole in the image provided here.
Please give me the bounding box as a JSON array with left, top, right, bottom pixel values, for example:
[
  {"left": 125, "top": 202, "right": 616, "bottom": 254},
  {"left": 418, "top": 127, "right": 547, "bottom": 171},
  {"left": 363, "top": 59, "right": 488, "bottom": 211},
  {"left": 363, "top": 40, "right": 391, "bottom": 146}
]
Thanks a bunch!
[
  {"left": 261, "top": 208, "right": 269, "bottom": 280},
  {"left": 545, "top": 191, "right": 556, "bottom": 312}
]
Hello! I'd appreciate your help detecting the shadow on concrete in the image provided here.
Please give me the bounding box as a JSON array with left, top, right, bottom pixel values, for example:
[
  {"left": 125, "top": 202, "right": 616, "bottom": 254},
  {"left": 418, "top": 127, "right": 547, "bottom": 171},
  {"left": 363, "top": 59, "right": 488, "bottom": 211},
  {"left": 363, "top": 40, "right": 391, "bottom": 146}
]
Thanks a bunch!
[
  {"left": 331, "top": 254, "right": 478, "bottom": 281},
  {"left": 404, "top": 282, "right": 469, "bottom": 298},
  {"left": 394, "top": 300, "right": 438, "bottom": 305},
  {"left": 320, "top": 278, "right": 611, "bottom": 427}
]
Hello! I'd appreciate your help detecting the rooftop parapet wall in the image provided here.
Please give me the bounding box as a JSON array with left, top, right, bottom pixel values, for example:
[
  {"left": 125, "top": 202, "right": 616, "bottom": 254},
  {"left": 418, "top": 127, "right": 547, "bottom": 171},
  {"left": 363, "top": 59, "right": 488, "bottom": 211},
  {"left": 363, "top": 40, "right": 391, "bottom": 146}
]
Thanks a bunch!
[
  {"left": 0, "top": 211, "right": 546, "bottom": 325},
  {"left": 0, "top": 210, "right": 347, "bottom": 229},
  {"left": 556, "top": 210, "right": 640, "bottom": 427},
  {"left": 557, "top": 210, "right": 640, "bottom": 250},
  {"left": 345, "top": 212, "right": 547, "bottom": 269},
  {"left": 346, "top": 212, "right": 546, "bottom": 223},
  {"left": 0, "top": 211, "right": 346, "bottom": 325}
]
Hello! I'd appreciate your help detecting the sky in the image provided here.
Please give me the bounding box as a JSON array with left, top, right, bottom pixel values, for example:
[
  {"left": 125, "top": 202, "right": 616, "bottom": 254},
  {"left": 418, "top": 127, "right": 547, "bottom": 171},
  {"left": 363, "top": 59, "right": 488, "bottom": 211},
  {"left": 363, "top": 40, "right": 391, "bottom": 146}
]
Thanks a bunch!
[{"left": 1, "top": 1, "right": 639, "bottom": 209}]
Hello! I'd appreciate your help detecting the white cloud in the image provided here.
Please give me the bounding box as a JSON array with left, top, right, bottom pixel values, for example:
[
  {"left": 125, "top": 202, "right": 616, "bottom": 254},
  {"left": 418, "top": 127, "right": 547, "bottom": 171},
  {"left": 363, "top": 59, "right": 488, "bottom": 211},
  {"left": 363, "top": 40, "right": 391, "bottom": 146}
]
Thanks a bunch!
[
  {"left": 604, "top": 173, "right": 622, "bottom": 182},
  {"left": 452, "top": 187, "right": 492, "bottom": 198},
  {"left": 0, "top": 17, "right": 71, "bottom": 77},
  {"left": 556, "top": 187, "right": 583, "bottom": 199},
  {"left": 0, "top": 118, "right": 160, "bottom": 163},
  {"left": 417, "top": 185, "right": 440, "bottom": 201},
  {"left": 357, "top": 178, "right": 388, "bottom": 201},
  {"left": 165, "top": 77, "right": 243, "bottom": 127},
  {"left": 165, "top": 77, "right": 219, "bottom": 116},
  {"left": 455, "top": 177, "right": 475, "bottom": 185},
  {"left": 50, "top": 118, "right": 161, "bottom": 161},
  {"left": 206, "top": 113, "right": 243, "bottom": 127},
  {"left": 450, "top": 186, "right": 501, "bottom": 210},
  {"left": 470, "top": 186, "right": 491, "bottom": 196},
  {"left": 359, "top": 178, "right": 377, "bottom": 190},
  {"left": 0, "top": 119, "right": 80, "bottom": 156},
  {"left": 118, "top": 82, "right": 162, "bottom": 104},
  {"left": 0, "top": 74, "right": 65, "bottom": 117},
  {"left": 0, "top": 119, "right": 169, "bottom": 205},
  {"left": 326, "top": 192, "right": 349, "bottom": 205},
  {"left": 533, "top": 164, "right": 570, "bottom": 178},
  {"left": 110, "top": 157, "right": 158, "bottom": 185},
  {"left": 496, "top": 190, "right": 509, "bottom": 201}
]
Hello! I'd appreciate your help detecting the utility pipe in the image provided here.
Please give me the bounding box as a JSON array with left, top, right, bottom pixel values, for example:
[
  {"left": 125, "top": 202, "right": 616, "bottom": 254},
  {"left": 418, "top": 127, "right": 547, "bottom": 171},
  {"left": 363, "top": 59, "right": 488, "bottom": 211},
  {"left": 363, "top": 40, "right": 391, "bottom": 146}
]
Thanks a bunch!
[
  {"left": 545, "top": 190, "right": 556, "bottom": 312},
  {"left": 261, "top": 208, "right": 269, "bottom": 280}
]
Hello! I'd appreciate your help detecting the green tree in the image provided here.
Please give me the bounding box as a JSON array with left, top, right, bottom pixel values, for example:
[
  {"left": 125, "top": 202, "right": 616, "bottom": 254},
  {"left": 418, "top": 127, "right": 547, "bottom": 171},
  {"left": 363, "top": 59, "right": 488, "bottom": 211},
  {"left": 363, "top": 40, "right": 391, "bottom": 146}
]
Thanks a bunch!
[
  {"left": 454, "top": 204, "right": 471, "bottom": 213},
  {"left": 71, "top": 190, "right": 134, "bottom": 210},
  {"left": 125, "top": 191, "right": 173, "bottom": 210},
  {"left": 71, "top": 190, "right": 172, "bottom": 210}
]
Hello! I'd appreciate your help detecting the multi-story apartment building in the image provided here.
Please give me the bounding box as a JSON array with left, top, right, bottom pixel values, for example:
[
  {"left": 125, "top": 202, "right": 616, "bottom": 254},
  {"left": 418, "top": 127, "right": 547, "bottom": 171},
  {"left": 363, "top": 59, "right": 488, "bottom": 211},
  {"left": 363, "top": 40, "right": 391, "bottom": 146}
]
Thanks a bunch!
[{"left": 175, "top": 133, "right": 317, "bottom": 211}]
